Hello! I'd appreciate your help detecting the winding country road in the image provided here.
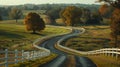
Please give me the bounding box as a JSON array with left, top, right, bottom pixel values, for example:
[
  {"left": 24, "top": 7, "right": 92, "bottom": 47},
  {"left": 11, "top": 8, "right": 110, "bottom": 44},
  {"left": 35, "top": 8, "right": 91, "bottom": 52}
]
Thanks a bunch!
[{"left": 39, "top": 29, "right": 97, "bottom": 67}]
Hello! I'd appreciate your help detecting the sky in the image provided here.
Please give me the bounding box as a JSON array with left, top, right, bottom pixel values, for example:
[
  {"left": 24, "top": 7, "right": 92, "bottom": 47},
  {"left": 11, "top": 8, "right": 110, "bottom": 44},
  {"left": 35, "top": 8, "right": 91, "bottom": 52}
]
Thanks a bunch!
[{"left": 0, "top": 0, "right": 98, "bottom": 5}]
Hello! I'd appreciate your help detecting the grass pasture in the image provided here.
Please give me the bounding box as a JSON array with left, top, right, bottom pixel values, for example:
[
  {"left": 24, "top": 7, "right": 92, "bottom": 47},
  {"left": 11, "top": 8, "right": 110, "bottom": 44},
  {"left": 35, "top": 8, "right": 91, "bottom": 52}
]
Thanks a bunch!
[
  {"left": 64, "top": 25, "right": 120, "bottom": 67},
  {"left": 65, "top": 25, "right": 112, "bottom": 51},
  {"left": 0, "top": 20, "right": 69, "bottom": 50},
  {"left": 11, "top": 53, "right": 57, "bottom": 67},
  {"left": 88, "top": 56, "right": 120, "bottom": 67}
]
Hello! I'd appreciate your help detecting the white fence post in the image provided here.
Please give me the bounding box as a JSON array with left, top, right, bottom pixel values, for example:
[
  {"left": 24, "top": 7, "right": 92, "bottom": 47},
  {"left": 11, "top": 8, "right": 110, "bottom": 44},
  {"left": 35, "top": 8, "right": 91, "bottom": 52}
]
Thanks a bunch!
[
  {"left": 21, "top": 50, "right": 24, "bottom": 62},
  {"left": 5, "top": 49, "right": 8, "bottom": 67},
  {"left": 115, "top": 49, "right": 118, "bottom": 59},
  {"left": 15, "top": 49, "right": 18, "bottom": 64}
]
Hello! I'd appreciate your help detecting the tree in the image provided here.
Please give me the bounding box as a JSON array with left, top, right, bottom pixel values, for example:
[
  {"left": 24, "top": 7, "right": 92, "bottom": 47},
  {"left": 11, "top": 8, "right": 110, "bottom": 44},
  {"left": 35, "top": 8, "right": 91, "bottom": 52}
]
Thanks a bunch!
[
  {"left": 46, "top": 7, "right": 62, "bottom": 24},
  {"left": 60, "top": 6, "right": 82, "bottom": 26},
  {"left": 0, "top": 15, "right": 2, "bottom": 21},
  {"left": 98, "top": 0, "right": 120, "bottom": 9},
  {"left": 82, "top": 8, "right": 91, "bottom": 24},
  {"left": 9, "top": 8, "right": 23, "bottom": 23},
  {"left": 110, "top": 9, "right": 120, "bottom": 47},
  {"left": 24, "top": 12, "right": 45, "bottom": 34},
  {"left": 99, "top": 4, "right": 113, "bottom": 18},
  {"left": 87, "top": 11, "right": 103, "bottom": 24},
  {"left": 97, "top": 0, "right": 120, "bottom": 47},
  {"left": 82, "top": 8, "right": 102, "bottom": 25}
]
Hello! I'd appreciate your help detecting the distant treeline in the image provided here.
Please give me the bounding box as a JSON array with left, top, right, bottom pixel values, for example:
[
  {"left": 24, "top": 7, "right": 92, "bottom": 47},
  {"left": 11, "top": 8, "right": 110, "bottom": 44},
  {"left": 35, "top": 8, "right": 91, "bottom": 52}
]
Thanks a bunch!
[{"left": 0, "top": 3, "right": 100, "bottom": 11}]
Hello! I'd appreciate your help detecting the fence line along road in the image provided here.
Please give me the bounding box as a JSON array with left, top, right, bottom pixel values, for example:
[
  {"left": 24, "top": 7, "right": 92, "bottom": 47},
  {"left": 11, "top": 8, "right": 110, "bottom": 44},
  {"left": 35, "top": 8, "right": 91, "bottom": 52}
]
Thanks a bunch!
[
  {"left": 56, "top": 28, "right": 120, "bottom": 59},
  {"left": 0, "top": 25, "right": 72, "bottom": 67},
  {"left": 0, "top": 49, "right": 50, "bottom": 67}
]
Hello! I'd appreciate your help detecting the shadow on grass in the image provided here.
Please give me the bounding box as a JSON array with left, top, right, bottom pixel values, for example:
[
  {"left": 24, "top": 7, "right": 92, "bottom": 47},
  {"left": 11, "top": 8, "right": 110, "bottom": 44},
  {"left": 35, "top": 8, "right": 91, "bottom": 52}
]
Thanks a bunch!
[
  {"left": 0, "top": 30, "right": 25, "bottom": 39},
  {"left": 79, "top": 36, "right": 110, "bottom": 41},
  {"left": 30, "top": 33, "right": 47, "bottom": 36}
]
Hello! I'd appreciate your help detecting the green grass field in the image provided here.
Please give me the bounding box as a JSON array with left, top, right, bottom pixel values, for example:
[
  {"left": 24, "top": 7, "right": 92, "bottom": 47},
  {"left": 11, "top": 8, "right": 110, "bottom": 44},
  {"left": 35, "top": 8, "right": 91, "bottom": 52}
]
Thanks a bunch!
[
  {"left": 10, "top": 53, "right": 57, "bottom": 67},
  {"left": 88, "top": 56, "right": 120, "bottom": 67},
  {"left": 65, "top": 25, "right": 112, "bottom": 51},
  {"left": 0, "top": 21, "right": 69, "bottom": 50},
  {"left": 64, "top": 25, "right": 120, "bottom": 67}
]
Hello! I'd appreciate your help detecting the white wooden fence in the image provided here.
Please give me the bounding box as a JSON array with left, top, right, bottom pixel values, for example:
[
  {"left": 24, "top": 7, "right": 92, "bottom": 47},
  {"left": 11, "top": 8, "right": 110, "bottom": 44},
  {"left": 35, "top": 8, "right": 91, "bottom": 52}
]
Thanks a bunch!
[
  {"left": 0, "top": 49, "right": 50, "bottom": 67},
  {"left": 56, "top": 28, "right": 120, "bottom": 59},
  {"left": 0, "top": 26, "right": 72, "bottom": 67},
  {"left": 86, "top": 48, "right": 120, "bottom": 58}
]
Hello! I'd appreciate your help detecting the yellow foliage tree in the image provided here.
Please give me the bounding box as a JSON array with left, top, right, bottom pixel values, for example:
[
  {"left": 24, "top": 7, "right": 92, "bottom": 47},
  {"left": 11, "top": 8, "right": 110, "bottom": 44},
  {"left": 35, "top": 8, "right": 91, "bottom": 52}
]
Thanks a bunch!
[{"left": 60, "top": 6, "right": 82, "bottom": 26}]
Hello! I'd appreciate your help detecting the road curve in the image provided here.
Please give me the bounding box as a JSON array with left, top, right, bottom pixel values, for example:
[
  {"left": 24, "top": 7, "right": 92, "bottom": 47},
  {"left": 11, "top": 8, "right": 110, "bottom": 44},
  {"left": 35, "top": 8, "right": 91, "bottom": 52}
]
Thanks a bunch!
[{"left": 38, "top": 29, "right": 97, "bottom": 67}]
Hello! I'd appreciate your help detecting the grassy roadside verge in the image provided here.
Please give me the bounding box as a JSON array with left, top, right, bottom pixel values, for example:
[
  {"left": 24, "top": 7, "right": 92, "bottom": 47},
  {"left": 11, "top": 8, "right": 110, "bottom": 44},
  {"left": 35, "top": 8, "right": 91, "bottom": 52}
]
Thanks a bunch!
[
  {"left": 87, "top": 56, "right": 120, "bottom": 67},
  {"left": 9, "top": 53, "right": 57, "bottom": 67}
]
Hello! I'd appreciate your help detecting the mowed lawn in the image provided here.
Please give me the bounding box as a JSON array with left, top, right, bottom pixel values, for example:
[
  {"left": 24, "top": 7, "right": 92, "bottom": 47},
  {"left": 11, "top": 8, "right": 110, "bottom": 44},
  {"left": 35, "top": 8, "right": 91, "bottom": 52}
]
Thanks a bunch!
[
  {"left": 0, "top": 22, "right": 69, "bottom": 50},
  {"left": 65, "top": 25, "right": 112, "bottom": 51}
]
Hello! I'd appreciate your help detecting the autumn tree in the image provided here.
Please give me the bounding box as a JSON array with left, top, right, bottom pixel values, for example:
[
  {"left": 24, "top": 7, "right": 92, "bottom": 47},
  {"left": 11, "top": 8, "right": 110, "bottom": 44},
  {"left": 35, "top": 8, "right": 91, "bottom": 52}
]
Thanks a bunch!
[
  {"left": 9, "top": 8, "right": 23, "bottom": 23},
  {"left": 98, "top": 0, "right": 120, "bottom": 47},
  {"left": 60, "top": 6, "right": 82, "bottom": 26},
  {"left": 99, "top": 4, "right": 113, "bottom": 18},
  {"left": 110, "top": 9, "right": 120, "bottom": 47},
  {"left": 24, "top": 12, "right": 45, "bottom": 34}
]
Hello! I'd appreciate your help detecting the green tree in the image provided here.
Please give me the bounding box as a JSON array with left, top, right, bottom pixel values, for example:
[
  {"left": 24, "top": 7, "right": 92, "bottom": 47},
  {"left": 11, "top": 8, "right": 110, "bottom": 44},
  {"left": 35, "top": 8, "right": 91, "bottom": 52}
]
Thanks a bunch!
[
  {"left": 24, "top": 12, "right": 45, "bottom": 34},
  {"left": 87, "top": 11, "right": 103, "bottom": 24},
  {"left": 60, "top": 6, "right": 82, "bottom": 26},
  {"left": 0, "top": 15, "right": 2, "bottom": 21},
  {"left": 46, "top": 8, "right": 62, "bottom": 24},
  {"left": 9, "top": 8, "right": 23, "bottom": 23},
  {"left": 82, "top": 8, "right": 91, "bottom": 24}
]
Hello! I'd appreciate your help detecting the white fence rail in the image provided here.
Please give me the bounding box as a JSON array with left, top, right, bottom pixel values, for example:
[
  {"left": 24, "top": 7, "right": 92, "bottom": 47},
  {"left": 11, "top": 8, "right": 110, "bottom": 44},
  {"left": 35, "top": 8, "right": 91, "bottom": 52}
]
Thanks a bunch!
[
  {"left": 0, "top": 49, "right": 50, "bottom": 67},
  {"left": 56, "top": 28, "right": 120, "bottom": 59},
  {"left": 86, "top": 48, "right": 120, "bottom": 58}
]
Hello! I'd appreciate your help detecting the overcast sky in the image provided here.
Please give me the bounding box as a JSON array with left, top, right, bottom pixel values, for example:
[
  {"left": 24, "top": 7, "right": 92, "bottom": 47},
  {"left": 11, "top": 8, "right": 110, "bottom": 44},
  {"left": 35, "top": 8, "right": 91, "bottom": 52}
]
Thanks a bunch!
[{"left": 0, "top": 0, "right": 99, "bottom": 5}]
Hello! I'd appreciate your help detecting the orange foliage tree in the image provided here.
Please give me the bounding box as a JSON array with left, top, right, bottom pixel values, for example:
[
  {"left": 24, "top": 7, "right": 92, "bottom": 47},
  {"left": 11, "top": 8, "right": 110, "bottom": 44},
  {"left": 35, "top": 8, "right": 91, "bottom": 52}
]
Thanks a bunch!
[
  {"left": 60, "top": 6, "right": 82, "bottom": 26},
  {"left": 24, "top": 12, "right": 45, "bottom": 34},
  {"left": 98, "top": 0, "right": 120, "bottom": 47},
  {"left": 99, "top": 4, "right": 114, "bottom": 18}
]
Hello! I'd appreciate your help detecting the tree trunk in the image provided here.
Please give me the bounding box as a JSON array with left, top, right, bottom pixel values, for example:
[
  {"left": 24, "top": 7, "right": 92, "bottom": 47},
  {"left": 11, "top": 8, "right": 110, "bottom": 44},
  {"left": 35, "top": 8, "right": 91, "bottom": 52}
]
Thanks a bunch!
[
  {"left": 32, "top": 29, "right": 36, "bottom": 34},
  {"left": 16, "top": 19, "right": 18, "bottom": 23},
  {"left": 114, "top": 35, "right": 118, "bottom": 48}
]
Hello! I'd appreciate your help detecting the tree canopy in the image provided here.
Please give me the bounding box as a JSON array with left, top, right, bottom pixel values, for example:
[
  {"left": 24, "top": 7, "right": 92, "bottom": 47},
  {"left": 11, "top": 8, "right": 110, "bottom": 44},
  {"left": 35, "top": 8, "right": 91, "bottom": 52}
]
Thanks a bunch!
[
  {"left": 99, "top": 4, "right": 114, "bottom": 18},
  {"left": 9, "top": 8, "right": 23, "bottom": 23},
  {"left": 24, "top": 12, "right": 45, "bottom": 34},
  {"left": 98, "top": 0, "right": 120, "bottom": 47},
  {"left": 60, "top": 6, "right": 82, "bottom": 26},
  {"left": 98, "top": 0, "right": 120, "bottom": 9},
  {"left": 46, "top": 7, "right": 62, "bottom": 24}
]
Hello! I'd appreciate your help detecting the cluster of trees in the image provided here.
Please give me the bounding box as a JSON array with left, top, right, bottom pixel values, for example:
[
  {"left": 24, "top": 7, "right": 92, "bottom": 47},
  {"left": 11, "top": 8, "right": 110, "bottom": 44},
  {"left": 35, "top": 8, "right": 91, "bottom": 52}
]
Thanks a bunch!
[
  {"left": 21, "top": 4, "right": 99, "bottom": 11},
  {"left": 60, "top": 6, "right": 82, "bottom": 26},
  {"left": 82, "top": 8, "right": 102, "bottom": 25},
  {"left": 0, "top": 7, "right": 23, "bottom": 22},
  {"left": 9, "top": 8, "right": 23, "bottom": 23},
  {"left": 98, "top": 0, "right": 120, "bottom": 47},
  {"left": 58, "top": 6, "right": 103, "bottom": 26}
]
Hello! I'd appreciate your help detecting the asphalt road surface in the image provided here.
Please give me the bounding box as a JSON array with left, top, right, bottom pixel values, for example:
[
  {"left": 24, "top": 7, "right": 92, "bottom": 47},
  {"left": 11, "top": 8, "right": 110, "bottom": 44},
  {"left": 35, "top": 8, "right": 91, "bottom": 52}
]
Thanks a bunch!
[{"left": 39, "top": 29, "right": 97, "bottom": 67}]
